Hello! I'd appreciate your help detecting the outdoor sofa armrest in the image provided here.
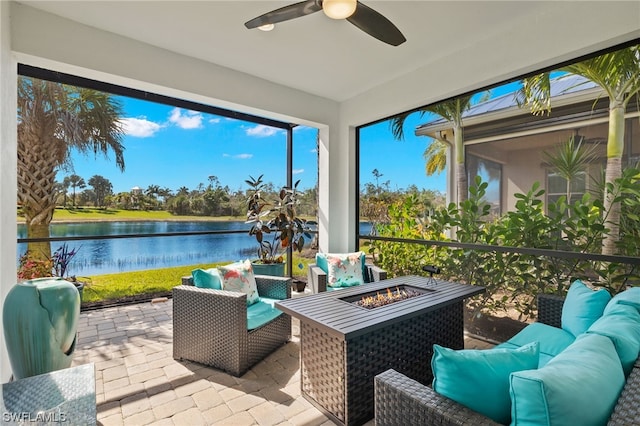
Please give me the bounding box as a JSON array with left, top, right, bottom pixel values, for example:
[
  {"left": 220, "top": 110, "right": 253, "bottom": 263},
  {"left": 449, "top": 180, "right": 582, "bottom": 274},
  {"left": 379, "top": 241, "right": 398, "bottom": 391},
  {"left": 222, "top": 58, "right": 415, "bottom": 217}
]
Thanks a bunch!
[
  {"left": 537, "top": 293, "right": 565, "bottom": 328},
  {"left": 180, "top": 275, "right": 291, "bottom": 300},
  {"left": 375, "top": 369, "right": 501, "bottom": 426}
]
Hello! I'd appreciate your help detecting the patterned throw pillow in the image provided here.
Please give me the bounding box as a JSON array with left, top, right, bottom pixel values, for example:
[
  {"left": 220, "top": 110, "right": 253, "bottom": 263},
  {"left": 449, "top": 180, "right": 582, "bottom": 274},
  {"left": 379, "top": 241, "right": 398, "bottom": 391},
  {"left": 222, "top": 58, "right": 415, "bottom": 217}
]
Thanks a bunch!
[
  {"left": 218, "top": 260, "right": 259, "bottom": 306},
  {"left": 317, "top": 252, "right": 365, "bottom": 288}
]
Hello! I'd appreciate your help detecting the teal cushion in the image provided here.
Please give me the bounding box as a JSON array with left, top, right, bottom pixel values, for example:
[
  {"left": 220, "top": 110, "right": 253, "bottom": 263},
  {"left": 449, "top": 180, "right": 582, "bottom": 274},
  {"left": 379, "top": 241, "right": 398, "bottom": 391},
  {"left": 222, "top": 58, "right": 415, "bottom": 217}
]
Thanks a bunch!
[
  {"left": 432, "top": 342, "right": 539, "bottom": 424},
  {"left": 495, "top": 322, "right": 575, "bottom": 367},
  {"left": 561, "top": 279, "right": 611, "bottom": 337},
  {"left": 509, "top": 334, "right": 625, "bottom": 426},
  {"left": 246, "top": 298, "right": 283, "bottom": 330},
  {"left": 587, "top": 302, "right": 640, "bottom": 376},
  {"left": 191, "top": 268, "right": 222, "bottom": 289},
  {"left": 604, "top": 286, "right": 640, "bottom": 315}
]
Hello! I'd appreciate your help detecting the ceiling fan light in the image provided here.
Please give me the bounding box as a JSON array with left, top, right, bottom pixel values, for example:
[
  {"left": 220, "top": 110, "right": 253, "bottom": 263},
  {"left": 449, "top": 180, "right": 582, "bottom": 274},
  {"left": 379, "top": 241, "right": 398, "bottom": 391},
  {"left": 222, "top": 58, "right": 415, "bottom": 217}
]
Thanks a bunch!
[
  {"left": 322, "top": 0, "right": 357, "bottom": 20},
  {"left": 258, "top": 23, "right": 275, "bottom": 31}
]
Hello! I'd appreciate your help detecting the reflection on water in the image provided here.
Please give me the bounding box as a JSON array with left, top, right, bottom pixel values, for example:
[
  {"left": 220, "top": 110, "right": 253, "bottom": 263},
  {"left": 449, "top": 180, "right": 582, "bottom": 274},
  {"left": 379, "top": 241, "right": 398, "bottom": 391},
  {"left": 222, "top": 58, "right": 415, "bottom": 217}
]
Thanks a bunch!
[{"left": 17, "top": 221, "right": 369, "bottom": 276}]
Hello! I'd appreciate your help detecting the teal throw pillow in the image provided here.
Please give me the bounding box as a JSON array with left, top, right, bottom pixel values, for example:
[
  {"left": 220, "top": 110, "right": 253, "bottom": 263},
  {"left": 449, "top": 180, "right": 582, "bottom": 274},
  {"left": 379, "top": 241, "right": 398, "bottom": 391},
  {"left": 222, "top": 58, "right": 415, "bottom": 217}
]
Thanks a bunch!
[
  {"left": 509, "top": 333, "right": 625, "bottom": 426},
  {"left": 191, "top": 268, "right": 222, "bottom": 289},
  {"left": 495, "top": 322, "right": 575, "bottom": 367},
  {"left": 587, "top": 302, "right": 640, "bottom": 376},
  {"left": 561, "top": 279, "right": 611, "bottom": 337},
  {"left": 604, "top": 286, "right": 640, "bottom": 315},
  {"left": 431, "top": 341, "right": 539, "bottom": 424}
]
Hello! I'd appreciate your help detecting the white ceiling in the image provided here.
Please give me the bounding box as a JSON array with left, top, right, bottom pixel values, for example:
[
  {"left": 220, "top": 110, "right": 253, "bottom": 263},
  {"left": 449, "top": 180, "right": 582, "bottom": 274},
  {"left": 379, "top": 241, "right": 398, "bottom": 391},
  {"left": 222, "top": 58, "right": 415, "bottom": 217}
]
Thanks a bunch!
[{"left": 17, "top": 0, "right": 565, "bottom": 103}]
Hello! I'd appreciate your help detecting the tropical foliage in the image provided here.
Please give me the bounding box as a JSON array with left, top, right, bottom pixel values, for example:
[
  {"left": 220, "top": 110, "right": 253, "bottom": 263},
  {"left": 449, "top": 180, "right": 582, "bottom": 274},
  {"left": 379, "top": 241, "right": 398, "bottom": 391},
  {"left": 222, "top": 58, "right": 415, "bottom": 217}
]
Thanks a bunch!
[
  {"left": 368, "top": 173, "right": 640, "bottom": 320},
  {"left": 517, "top": 45, "right": 640, "bottom": 255}
]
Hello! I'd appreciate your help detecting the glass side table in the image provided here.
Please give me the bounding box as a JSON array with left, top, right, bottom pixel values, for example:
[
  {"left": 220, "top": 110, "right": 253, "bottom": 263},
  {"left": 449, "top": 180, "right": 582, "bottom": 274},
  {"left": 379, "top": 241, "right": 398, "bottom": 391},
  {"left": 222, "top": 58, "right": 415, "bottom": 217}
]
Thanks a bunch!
[{"left": 2, "top": 363, "right": 96, "bottom": 425}]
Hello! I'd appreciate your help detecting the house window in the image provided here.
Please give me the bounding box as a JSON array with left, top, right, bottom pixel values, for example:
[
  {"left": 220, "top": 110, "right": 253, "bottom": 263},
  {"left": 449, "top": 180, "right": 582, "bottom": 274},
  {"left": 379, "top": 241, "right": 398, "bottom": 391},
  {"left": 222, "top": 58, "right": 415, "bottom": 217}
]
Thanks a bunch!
[
  {"left": 547, "top": 171, "right": 587, "bottom": 206},
  {"left": 467, "top": 154, "right": 502, "bottom": 217}
]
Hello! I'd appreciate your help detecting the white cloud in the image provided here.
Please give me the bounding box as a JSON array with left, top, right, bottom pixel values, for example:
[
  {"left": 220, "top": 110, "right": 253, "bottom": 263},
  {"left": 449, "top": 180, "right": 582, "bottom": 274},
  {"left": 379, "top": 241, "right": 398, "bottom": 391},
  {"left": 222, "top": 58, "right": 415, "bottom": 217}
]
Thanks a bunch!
[
  {"left": 209, "top": 118, "right": 221, "bottom": 124},
  {"left": 293, "top": 168, "right": 304, "bottom": 175},
  {"left": 246, "top": 124, "right": 280, "bottom": 138},
  {"left": 168, "top": 107, "right": 203, "bottom": 129},
  {"left": 119, "top": 117, "right": 162, "bottom": 138},
  {"left": 222, "top": 153, "right": 253, "bottom": 159}
]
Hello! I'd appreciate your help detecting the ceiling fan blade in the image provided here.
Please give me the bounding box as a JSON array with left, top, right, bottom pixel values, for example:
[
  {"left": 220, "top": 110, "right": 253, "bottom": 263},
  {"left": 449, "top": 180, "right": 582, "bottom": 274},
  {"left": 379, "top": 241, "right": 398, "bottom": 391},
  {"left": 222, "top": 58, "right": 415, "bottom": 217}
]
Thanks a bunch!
[
  {"left": 245, "top": 0, "right": 323, "bottom": 29},
  {"left": 347, "top": 1, "right": 406, "bottom": 46}
]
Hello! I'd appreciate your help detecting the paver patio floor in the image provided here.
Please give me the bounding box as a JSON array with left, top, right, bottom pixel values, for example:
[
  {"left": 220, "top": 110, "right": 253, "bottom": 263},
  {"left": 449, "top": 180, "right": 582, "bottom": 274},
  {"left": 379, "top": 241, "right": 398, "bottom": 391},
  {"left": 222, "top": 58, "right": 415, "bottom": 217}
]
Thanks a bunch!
[{"left": 72, "top": 295, "right": 494, "bottom": 425}]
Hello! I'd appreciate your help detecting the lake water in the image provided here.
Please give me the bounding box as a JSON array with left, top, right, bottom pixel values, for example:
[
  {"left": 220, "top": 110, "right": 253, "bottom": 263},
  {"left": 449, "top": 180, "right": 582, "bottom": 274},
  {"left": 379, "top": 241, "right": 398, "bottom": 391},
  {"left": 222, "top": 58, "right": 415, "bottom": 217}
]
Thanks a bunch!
[{"left": 17, "top": 221, "right": 372, "bottom": 276}]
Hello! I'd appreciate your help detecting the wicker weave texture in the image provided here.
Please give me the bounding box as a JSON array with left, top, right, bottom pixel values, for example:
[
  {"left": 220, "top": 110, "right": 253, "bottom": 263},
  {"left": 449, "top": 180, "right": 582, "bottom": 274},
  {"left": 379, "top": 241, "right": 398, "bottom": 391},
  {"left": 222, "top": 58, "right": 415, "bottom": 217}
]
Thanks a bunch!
[
  {"left": 300, "top": 302, "right": 464, "bottom": 425},
  {"left": 608, "top": 358, "right": 640, "bottom": 426},
  {"left": 375, "top": 368, "right": 501, "bottom": 426},
  {"left": 172, "top": 275, "right": 291, "bottom": 376},
  {"left": 537, "top": 293, "right": 564, "bottom": 328}
]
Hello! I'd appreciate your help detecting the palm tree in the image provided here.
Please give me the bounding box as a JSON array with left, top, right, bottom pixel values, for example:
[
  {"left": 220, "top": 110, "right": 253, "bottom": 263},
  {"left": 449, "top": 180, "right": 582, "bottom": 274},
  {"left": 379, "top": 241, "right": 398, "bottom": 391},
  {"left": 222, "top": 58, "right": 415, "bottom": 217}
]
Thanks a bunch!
[
  {"left": 390, "top": 96, "right": 473, "bottom": 203},
  {"left": 543, "top": 135, "right": 598, "bottom": 205},
  {"left": 517, "top": 46, "right": 640, "bottom": 254},
  {"left": 66, "top": 174, "right": 86, "bottom": 207},
  {"left": 17, "top": 76, "right": 125, "bottom": 259}
]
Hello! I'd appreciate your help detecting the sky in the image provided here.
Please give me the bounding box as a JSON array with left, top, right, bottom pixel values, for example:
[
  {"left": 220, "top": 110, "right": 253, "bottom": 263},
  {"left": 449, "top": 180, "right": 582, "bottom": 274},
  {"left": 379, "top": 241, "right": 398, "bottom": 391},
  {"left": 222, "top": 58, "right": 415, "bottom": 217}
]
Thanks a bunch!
[{"left": 63, "top": 79, "right": 525, "bottom": 197}]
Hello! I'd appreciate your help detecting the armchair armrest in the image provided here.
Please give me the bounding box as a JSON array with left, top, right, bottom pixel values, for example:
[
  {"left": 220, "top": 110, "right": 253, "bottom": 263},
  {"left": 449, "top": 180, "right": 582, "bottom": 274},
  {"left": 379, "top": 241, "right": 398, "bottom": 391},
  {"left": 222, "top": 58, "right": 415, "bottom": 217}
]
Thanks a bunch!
[
  {"left": 255, "top": 275, "right": 291, "bottom": 300},
  {"left": 375, "top": 369, "right": 500, "bottom": 426},
  {"left": 366, "top": 264, "right": 387, "bottom": 282},
  {"left": 172, "top": 285, "right": 248, "bottom": 366},
  {"left": 308, "top": 264, "right": 328, "bottom": 293}
]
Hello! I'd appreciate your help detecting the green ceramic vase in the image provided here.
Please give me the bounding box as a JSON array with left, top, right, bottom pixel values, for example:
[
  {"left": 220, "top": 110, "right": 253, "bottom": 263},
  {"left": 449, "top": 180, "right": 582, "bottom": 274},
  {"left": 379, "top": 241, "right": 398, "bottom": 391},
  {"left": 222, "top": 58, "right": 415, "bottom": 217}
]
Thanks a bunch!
[{"left": 3, "top": 277, "right": 80, "bottom": 379}]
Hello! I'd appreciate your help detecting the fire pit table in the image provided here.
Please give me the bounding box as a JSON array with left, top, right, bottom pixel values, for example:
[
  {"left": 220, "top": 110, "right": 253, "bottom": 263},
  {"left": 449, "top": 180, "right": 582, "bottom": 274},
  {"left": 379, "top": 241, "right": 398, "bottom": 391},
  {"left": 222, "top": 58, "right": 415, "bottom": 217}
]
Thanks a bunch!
[{"left": 275, "top": 275, "right": 484, "bottom": 426}]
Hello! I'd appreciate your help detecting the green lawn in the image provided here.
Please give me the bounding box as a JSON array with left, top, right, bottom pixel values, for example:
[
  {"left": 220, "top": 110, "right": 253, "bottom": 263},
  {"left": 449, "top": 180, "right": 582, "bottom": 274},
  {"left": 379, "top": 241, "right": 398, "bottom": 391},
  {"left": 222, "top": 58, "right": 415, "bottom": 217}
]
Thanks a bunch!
[
  {"left": 81, "top": 255, "right": 314, "bottom": 304},
  {"left": 18, "top": 207, "right": 242, "bottom": 223}
]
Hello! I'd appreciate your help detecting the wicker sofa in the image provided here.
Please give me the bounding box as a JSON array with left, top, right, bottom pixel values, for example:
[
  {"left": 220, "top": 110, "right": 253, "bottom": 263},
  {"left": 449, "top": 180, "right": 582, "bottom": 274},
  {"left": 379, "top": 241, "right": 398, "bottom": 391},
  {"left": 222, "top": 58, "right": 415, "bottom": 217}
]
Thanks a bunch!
[
  {"left": 375, "top": 292, "right": 640, "bottom": 426},
  {"left": 173, "top": 274, "right": 291, "bottom": 377}
]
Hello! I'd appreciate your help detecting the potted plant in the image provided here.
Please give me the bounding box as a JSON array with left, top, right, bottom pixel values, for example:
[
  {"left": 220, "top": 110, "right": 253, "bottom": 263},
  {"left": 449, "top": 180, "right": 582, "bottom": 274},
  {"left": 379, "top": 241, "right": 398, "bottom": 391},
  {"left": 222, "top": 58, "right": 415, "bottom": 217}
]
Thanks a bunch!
[{"left": 246, "top": 174, "right": 311, "bottom": 278}]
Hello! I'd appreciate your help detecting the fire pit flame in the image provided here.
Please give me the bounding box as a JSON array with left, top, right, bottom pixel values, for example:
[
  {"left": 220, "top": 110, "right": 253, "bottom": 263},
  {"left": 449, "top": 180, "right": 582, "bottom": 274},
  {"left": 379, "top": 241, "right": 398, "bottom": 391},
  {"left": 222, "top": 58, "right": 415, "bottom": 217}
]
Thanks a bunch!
[{"left": 354, "top": 286, "right": 422, "bottom": 309}]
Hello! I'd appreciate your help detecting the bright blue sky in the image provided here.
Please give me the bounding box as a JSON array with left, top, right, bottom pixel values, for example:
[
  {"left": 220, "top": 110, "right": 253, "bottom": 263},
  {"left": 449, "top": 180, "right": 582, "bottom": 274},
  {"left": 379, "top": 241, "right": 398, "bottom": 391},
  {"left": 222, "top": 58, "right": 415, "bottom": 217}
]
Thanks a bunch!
[
  {"left": 65, "top": 97, "right": 319, "bottom": 194},
  {"left": 64, "top": 79, "right": 524, "bottom": 196}
]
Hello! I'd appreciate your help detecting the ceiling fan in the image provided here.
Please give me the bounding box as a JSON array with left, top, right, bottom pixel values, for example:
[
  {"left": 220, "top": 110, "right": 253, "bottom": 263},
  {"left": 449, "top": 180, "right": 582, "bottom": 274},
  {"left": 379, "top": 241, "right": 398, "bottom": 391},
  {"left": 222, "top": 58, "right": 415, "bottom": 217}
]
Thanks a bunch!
[{"left": 244, "top": 0, "right": 406, "bottom": 47}]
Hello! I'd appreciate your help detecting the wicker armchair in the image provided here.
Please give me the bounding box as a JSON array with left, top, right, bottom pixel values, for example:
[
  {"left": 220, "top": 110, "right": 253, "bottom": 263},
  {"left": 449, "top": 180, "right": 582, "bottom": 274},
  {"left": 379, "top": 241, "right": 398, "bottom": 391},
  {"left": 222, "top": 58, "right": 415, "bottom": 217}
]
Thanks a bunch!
[
  {"left": 173, "top": 274, "right": 291, "bottom": 377},
  {"left": 307, "top": 263, "right": 387, "bottom": 293},
  {"left": 374, "top": 294, "right": 640, "bottom": 426}
]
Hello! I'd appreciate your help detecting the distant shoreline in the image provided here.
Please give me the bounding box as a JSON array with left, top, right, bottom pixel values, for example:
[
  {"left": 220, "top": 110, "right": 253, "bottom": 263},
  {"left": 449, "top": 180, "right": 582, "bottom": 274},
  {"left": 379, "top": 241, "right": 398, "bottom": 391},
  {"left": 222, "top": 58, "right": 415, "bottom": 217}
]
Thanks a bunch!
[{"left": 17, "top": 208, "right": 246, "bottom": 225}]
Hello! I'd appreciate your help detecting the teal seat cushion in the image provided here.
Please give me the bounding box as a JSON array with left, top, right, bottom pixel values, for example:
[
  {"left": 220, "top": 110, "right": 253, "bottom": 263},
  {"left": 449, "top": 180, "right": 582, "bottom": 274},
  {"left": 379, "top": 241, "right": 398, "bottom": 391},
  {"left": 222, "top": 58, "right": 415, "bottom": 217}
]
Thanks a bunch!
[
  {"left": 604, "top": 286, "right": 640, "bottom": 315},
  {"left": 509, "top": 333, "right": 625, "bottom": 426},
  {"left": 191, "top": 268, "right": 222, "bottom": 289},
  {"left": 246, "top": 297, "right": 283, "bottom": 330},
  {"left": 561, "top": 279, "right": 611, "bottom": 337},
  {"left": 432, "top": 341, "right": 539, "bottom": 425},
  {"left": 587, "top": 302, "right": 640, "bottom": 376},
  {"left": 496, "top": 322, "right": 575, "bottom": 367}
]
